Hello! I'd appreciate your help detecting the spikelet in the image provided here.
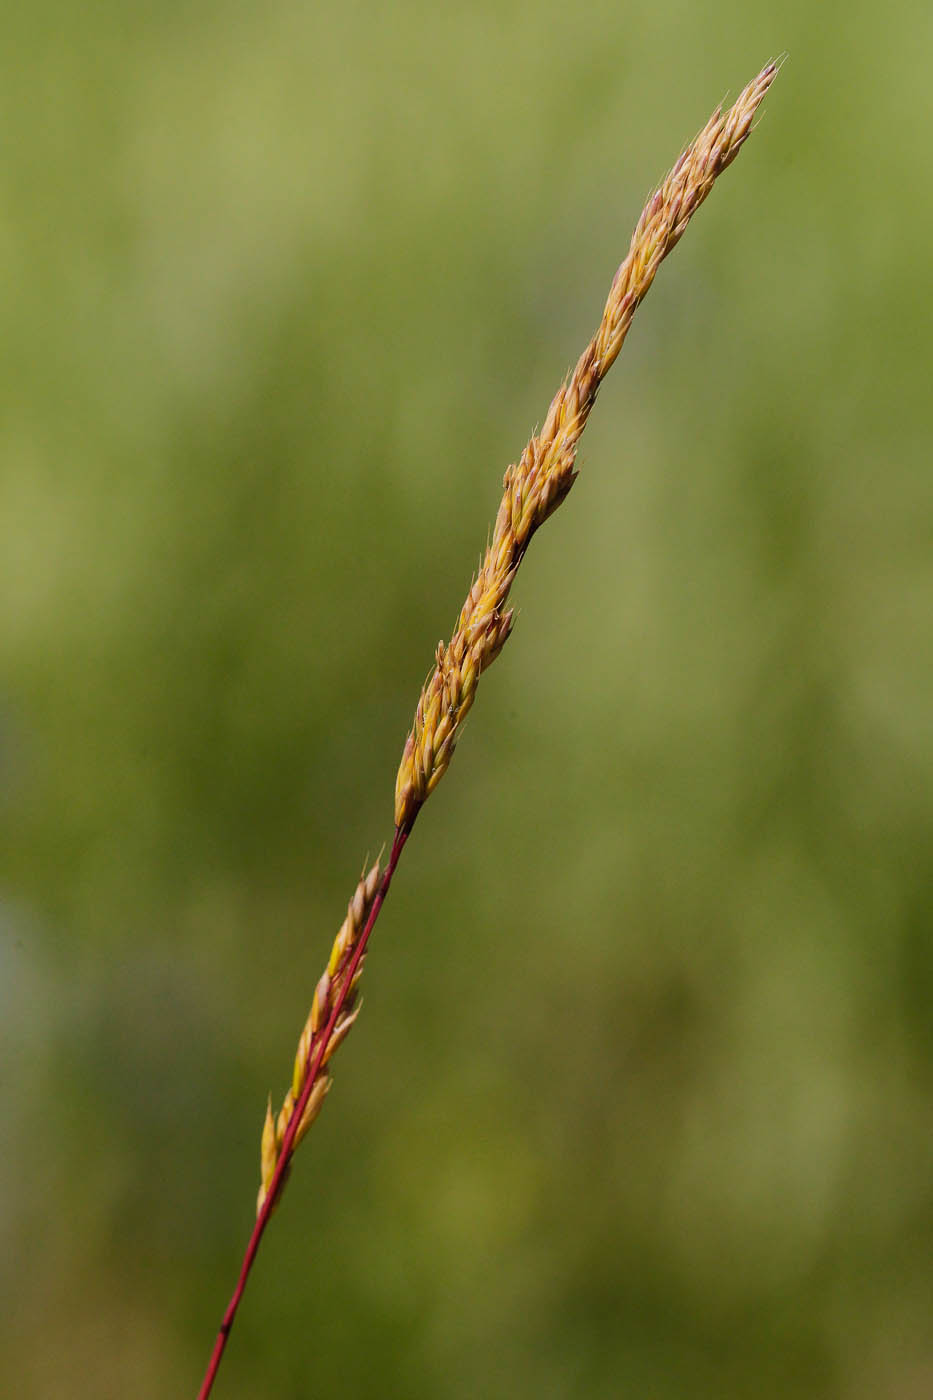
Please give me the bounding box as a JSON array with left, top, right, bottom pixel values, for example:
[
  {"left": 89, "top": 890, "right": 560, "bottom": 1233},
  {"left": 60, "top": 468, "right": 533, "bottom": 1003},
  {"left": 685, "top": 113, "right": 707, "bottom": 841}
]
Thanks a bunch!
[
  {"left": 394, "top": 61, "right": 778, "bottom": 831},
  {"left": 257, "top": 862, "right": 381, "bottom": 1215}
]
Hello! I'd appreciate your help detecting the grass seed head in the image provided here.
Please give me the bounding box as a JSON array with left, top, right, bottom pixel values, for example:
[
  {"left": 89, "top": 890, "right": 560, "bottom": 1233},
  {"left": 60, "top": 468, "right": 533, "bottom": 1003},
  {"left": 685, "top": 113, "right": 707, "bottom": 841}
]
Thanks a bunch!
[
  {"left": 394, "top": 61, "right": 778, "bottom": 832},
  {"left": 256, "top": 861, "right": 381, "bottom": 1215}
]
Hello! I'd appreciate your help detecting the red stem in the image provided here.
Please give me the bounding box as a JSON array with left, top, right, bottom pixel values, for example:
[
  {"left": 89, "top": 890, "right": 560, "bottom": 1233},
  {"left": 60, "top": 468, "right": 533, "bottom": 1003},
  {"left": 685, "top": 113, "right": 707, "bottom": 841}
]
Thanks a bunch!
[{"left": 196, "top": 823, "right": 411, "bottom": 1400}]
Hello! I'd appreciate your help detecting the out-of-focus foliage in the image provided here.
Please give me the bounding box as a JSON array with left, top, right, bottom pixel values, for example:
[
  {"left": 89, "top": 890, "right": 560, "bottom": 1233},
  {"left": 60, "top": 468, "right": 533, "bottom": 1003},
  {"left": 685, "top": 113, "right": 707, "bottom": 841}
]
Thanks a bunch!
[{"left": 1, "top": 5, "right": 930, "bottom": 1397}]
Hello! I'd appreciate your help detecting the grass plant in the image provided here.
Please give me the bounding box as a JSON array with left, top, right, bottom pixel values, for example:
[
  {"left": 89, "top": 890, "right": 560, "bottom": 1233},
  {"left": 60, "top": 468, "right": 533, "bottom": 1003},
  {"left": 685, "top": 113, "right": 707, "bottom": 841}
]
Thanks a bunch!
[{"left": 197, "top": 59, "right": 779, "bottom": 1399}]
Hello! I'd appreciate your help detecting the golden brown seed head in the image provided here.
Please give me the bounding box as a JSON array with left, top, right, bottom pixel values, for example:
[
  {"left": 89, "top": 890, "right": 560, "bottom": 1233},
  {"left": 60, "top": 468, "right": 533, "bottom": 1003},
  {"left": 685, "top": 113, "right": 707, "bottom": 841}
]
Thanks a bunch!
[
  {"left": 257, "top": 862, "right": 381, "bottom": 1216},
  {"left": 394, "top": 63, "right": 777, "bottom": 831}
]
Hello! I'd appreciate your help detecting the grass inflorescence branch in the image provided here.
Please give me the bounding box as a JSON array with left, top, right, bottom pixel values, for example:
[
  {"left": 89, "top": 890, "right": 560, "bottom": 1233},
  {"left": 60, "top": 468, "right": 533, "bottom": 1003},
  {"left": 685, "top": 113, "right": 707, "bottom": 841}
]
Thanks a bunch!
[
  {"left": 393, "top": 58, "right": 778, "bottom": 830},
  {"left": 198, "top": 59, "right": 779, "bottom": 1399}
]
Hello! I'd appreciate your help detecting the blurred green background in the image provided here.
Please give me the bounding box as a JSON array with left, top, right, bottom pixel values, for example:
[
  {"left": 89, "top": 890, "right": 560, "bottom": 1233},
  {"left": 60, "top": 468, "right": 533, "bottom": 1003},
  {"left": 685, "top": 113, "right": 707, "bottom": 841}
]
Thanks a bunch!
[{"left": 2, "top": 4, "right": 931, "bottom": 1397}]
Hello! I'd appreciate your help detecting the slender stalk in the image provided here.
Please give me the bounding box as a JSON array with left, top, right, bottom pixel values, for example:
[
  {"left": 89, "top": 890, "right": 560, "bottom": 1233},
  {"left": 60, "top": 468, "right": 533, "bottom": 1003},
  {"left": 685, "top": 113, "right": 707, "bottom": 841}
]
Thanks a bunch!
[
  {"left": 195, "top": 59, "right": 777, "bottom": 1398},
  {"left": 197, "top": 824, "right": 411, "bottom": 1400}
]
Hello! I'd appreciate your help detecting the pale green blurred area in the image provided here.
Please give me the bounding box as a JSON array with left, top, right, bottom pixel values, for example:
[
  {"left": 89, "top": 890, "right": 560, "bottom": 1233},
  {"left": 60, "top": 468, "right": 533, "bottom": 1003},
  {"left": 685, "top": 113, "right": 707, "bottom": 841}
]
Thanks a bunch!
[{"left": 2, "top": 2, "right": 931, "bottom": 1396}]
